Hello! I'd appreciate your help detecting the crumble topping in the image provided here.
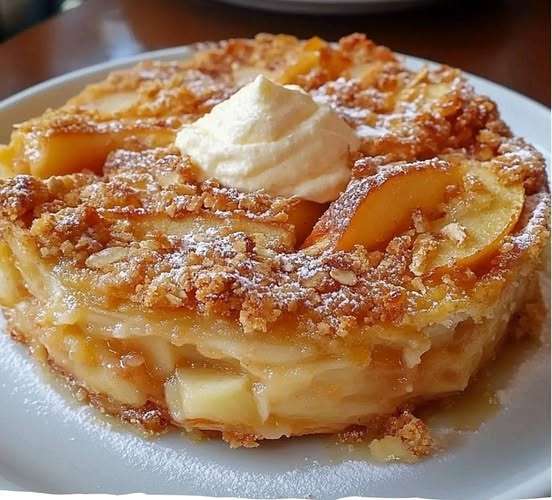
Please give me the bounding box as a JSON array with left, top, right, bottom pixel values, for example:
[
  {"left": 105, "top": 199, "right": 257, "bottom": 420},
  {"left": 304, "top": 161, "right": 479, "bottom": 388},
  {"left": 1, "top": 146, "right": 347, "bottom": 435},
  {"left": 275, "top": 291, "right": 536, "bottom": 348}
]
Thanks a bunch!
[
  {"left": 312, "top": 66, "right": 508, "bottom": 162},
  {"left": 1, "top": 149, "right": 547, "bottom": 338},
  {"left": 1, "top": 161, "right": 413, "bottom": 335},
  {"left": 336, "top": 411, "right": 435, "bottom": 461},
  {"left": 384, "top": 410, "right": 435, "bottom": 457},
  {"left": 0, "top": 33, "right": 549, "bottom": 339},
  {"left": 0, "top": 33, "right": 549, "bottom": 451}
]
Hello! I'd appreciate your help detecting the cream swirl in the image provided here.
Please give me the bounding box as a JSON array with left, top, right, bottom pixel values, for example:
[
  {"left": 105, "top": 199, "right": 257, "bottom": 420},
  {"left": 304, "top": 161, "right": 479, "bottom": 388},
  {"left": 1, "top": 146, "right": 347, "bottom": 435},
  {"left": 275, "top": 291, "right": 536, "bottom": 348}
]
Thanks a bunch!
[{"left": 175, "top": 75, "right": 359, "bottom": 203}]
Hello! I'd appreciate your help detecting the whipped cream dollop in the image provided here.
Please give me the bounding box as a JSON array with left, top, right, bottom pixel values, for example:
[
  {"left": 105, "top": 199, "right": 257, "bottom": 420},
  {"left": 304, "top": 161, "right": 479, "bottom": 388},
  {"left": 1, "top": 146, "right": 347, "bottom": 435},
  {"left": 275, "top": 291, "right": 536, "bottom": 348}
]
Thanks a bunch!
[{"left": 175, "top": 75, "right": 359, "bottom": 203}]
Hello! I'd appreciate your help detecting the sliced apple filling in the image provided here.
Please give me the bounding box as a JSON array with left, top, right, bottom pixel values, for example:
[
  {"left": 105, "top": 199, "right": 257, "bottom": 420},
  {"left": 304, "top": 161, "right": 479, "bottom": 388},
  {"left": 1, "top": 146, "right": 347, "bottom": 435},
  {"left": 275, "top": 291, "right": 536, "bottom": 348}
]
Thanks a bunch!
[
  {"left": 303, "top": 158, "right": 460, "bottom": 252},
  {"left": 424, "top": 163, "right": 525, "bottom": 272},
  {"left": 2, "top": 258, "right": 541, "bottom": 441},
  {"left": 303, "top": 158, "right": 526, "bottom": 276}
]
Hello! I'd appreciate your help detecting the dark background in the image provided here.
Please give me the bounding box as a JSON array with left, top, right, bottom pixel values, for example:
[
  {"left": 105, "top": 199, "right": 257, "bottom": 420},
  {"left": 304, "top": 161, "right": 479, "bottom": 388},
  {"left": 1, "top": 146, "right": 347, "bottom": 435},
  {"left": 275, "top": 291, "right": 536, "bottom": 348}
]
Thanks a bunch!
[{"left": 0, "top": 0, "right": 550, "bottom": 105}]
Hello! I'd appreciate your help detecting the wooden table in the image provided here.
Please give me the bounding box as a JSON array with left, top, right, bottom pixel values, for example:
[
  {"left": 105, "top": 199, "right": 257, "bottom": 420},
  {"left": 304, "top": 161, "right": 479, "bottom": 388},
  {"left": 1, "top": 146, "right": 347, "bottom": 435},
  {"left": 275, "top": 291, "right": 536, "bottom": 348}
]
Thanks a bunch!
[{"left": 0, "top": 0, "right": 549, "bottom": 106}]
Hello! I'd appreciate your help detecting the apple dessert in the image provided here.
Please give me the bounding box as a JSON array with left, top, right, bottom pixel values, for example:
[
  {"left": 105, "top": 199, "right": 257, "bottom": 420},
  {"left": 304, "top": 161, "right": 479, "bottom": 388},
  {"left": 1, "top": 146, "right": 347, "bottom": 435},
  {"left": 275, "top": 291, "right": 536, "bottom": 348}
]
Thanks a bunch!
[{"left": 0, "top": 34, "right": 549, "bottom": 453}]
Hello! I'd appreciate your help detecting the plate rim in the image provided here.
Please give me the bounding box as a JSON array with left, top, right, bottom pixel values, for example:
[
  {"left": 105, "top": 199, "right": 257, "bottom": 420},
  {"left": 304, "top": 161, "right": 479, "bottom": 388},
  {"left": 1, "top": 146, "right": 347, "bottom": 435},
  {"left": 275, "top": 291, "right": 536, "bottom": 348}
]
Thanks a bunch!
[
  {"left": 210, "top": 0, "right": 440, "bottom": 15},
  {"left": 0, "top": 45, "right": 549, "bottom": 498}
]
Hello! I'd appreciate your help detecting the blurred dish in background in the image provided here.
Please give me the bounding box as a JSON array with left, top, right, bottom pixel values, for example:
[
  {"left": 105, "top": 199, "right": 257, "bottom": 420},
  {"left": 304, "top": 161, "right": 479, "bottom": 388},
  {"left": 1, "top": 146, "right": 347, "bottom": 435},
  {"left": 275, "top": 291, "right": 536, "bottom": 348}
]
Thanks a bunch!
[
  {"left": 214, "top": 0, "right": 432, "bottom": 14},
  {"left": 0, "top": 0, "right": 83, "bottom": 40}
]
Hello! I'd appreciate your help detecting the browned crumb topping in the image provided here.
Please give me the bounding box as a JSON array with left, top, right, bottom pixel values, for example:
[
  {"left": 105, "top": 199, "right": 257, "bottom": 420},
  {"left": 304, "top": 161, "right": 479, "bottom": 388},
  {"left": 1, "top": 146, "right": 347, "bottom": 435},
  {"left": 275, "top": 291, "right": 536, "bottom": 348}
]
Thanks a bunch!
[
  {"left": 0, "top": 33, "right": 549, "bottom": 339},
  {"left": 116, "top": 401, "right": 172, "bottom": 434},
  {"left": 384, "top": 411, "right": 435, "bottom": 457},
  {"left": 222, "top": 431, "right": 261, "bottom": 448},
  {"left": 23, "top": 175, "right": 411, "bottom": 333},
  {"left": 490, "top": 138, "right": 548, "bottom": 194},
  {"left": 312, "top": 66, "right": 508, "bottom": 162},
  {"left": 336, "top": 411, "right": 435, "bottom": 459}
]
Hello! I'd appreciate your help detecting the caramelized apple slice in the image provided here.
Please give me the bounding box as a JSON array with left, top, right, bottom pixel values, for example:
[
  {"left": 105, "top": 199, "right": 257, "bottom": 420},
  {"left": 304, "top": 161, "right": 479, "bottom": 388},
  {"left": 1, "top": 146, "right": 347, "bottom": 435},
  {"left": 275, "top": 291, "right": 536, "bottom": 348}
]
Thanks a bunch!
[
  {"left": 303, "top": 159, "right": 459, "bottom": 252},
  {"left": 287, "top": 200, "right": 328, "bottom": 246},
  {"left": 279, "top": 37, "right": 325, "bottom": 84},
  {"left": 124, "top": 212, "right": 297, "bottom": 252},
  {"left": 102, "top": 201, "right": 322, "bottom": 254},
  {"left": 424, "top": 164, "right": 525, "bottom": 272},
  {"left": 3, "top": 113, "right": 175, "bottom": 178},
  {"left": 279, "top": 52, "right": 320, "bottom": 85},
  {"left": 0, "top": 145, "right": 14, "bottom": 178},
  {"left": 398, "top": 68, "right": 453, "bottom": 107},
  {"left": 279, "top": 36, "right": 349, "bottom": 85},
  {"left": 32, "top": 128, "right": 173, "bottom": 178}
]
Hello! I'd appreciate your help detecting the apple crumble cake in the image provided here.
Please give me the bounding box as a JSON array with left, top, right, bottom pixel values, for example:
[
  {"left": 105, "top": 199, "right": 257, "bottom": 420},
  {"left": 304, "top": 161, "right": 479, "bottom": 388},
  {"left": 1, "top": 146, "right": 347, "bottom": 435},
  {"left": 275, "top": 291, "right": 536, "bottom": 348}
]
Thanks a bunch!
[{"left": 0, "top": 34, "right": 549, "bottom": 452}]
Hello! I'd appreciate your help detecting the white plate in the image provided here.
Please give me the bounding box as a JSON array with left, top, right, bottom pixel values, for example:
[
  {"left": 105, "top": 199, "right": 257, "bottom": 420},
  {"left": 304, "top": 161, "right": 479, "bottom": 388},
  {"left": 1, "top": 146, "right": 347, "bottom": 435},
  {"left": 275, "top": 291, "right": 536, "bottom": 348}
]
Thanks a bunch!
[
  {"left": 0, "top": 47, "right": 550, "bottom": 499},
  {"left": 213, "top": 0, "right": 430, "bottom": 14}
]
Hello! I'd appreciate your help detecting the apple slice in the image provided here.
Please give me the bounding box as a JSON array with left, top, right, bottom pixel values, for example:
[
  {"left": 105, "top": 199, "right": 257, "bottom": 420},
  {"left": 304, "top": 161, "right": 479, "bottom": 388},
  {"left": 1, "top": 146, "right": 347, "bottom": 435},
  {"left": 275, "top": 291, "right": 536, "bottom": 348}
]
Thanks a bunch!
[
  {"left": 0, "top": 144, "right": 15, "bottom": 177},
  {"left": 279, "top": 37, "right": 326, "bottom": 85},
  {"left": 286, "top": 200, "right": 328, "bottom": 246},
  {"left": 278, "top": 36, "right": 349, "bottom": 85},
  {"left": 165, "top": 368, "right": 262, "bottom": 426},
  {"left": 2, "top": 117, "right": 175, "bottom": 178},
  {"left": 302, "top": 159, "right": 459, "bottom": 252},
  {"left": 33, "top": 128, "right": 174, "bottom": 178},
  {"left": 423, "top": 164, "right": 525, "bottom": 272}
]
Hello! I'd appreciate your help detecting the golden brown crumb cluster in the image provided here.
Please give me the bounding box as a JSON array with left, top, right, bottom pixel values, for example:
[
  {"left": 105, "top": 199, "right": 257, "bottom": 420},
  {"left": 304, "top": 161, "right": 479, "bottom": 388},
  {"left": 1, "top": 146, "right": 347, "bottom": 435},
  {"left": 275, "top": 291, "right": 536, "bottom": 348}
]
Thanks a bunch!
[
  {"left": 336, "top": 410, "right": 435, "bottom": 459},
  {"left": 384, "top": 411, "right": 435, "bottom": 457}
]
